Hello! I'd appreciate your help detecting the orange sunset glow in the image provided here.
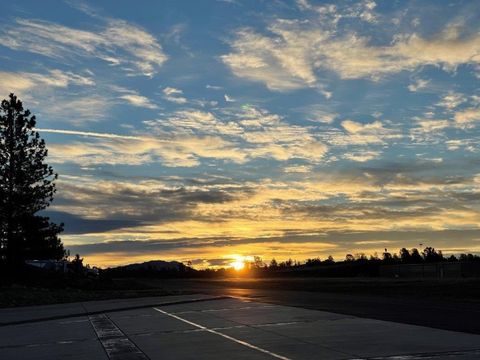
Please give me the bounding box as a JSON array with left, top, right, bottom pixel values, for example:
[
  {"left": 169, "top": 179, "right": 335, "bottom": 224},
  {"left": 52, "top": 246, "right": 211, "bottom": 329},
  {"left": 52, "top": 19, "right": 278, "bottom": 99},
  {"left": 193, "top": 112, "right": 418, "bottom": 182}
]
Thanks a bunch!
[{"left": 2, "top": 0, "right": 480, "bottom": 269}]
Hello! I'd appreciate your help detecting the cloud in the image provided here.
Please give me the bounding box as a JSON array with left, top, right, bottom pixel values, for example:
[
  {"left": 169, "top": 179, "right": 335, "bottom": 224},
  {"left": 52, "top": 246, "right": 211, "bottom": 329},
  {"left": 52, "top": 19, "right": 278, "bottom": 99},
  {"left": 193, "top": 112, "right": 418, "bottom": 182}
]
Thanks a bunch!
[
  {"left": 150, "top": 110, "right": 244, "bottom": 137},
  {"left": 284, "top": 165, "right": 313, "bottom": 173},
  {"left": 222, "top": 13, "right": 480, "bottom": 91},
  {"left": 409, "top": 118, "right": 450, "bottom": 143},
  {"left": 162, "top": 87, "right": 187, "bottom": 104},
  {"left": 303, "top": 106, "right": 338, "bottom": 124},
  {"left": 0, "top": 70, "right": 94, "bottom": 97},
  {"left": 235, "top": 107, "right": 329, "bottom": 162},
  {"left": 221, "top": 25, "right": 321, "bottom": 91},
  {"left": 343, "top": 151, "right": 381, "bottom": 162},
  {"left": 119, "top": 94, "right": 158, "bottom": 109},
  {"left": 52, "top": 176, "right": 240, "bottom": 226},
  {"left": 454, "top": 107, "right": 480, "bottom": 126},
  {"left": 408, "top": 78, "right": 430, "bottom": 92},
  {"left": 42, "top": 103, "right": 331, "bottom": 168},
  {"left": 1, "top": 18, "right": 167, "bottom": 77},
  {"left": 48, "top": 134, "right": 246, "bottom": 167},
  {"left": 224, "top": 94, "right": 236, "bottom": 102},
  {"left": 338, "top": 119, "right": 399, "bottom": 145},
  {"left": 296, "top": 0, "right": 378, "bottom": 25},
  {"left": 415, "top": 119, "right": 450, "bottom": 132},
  {"left": 43, "top": 95, "right": 113, "bottom": 125},
  {"left": 66, "top": 227, "right": 480, "bottom": 267},
  {"left": 437, "top": 92, "right": 467, "bottom": 110},
  {"left": 342, "top": 120, "right": 382, "bottom": 134},
  {"left": 0, "top": 70, "right": 118, "bottom": 125},
  {"left": 44, "top": 156, "right": 480, "bottom": 267},
  {"left": 58, "top": 163, "right": 480, "bottom": 267},
  {"left": 146, "top": 107, "right": 329, "bottom": 163},
  {"left": 206, "top": 84, "right": 223, "bottom": 90}
]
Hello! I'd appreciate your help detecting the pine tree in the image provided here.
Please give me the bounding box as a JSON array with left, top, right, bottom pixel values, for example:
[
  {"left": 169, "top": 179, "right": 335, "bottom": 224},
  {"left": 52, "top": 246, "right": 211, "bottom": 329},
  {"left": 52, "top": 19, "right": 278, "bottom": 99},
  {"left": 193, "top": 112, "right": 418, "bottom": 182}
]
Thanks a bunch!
[{"left": 0, "top": 93, "right": 65, "bottom": 265}]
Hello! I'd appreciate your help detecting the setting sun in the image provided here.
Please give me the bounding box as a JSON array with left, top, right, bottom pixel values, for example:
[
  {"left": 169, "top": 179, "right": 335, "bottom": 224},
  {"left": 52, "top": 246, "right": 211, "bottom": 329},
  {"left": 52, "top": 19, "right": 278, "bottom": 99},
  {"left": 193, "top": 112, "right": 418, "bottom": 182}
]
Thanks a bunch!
[
  {"left": 229, "top": 255, "right": 254, "bottom": 271},
  {"left": 230, "top": 260, "right": 245, "bottom": 271}
]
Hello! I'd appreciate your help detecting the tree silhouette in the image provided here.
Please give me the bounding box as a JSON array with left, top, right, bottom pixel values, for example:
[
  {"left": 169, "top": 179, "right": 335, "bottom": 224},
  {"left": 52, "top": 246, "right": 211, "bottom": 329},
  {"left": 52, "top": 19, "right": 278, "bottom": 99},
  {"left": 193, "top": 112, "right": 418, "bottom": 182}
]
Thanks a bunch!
[
  {"left": 0, "top": 94, "right": 65, "bottom": 266},
  {"left": 269, "top": 258, "right": 278, "bottom": 268},
  {"left": 422, "top": 246, "right": 443, "bottom": 262},
  {"left": 399, "top": 248, "right": 411, "bottom": 262},
  {"left": 410, "top": 248, "right": 423, "bottom": 263},
  {"left": 382, "top": 249, "right": 392, "bottom": 261},
  {"left": 70, "top": 254, "right": 84, "bottom": 274},
  {"left": 345, "top": 254, "right": 355, "bottom": 262}
]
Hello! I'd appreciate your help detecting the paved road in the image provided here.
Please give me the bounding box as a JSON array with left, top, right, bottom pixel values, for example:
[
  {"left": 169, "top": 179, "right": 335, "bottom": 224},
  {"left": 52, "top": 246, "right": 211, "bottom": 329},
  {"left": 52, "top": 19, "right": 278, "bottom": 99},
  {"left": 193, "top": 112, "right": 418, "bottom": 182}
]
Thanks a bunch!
[
  {"left": 1, "top": 295, "right": 480, "bottom": 359},
  {"left": 150, "top": 279, "right": 480, "bottom": 335}
]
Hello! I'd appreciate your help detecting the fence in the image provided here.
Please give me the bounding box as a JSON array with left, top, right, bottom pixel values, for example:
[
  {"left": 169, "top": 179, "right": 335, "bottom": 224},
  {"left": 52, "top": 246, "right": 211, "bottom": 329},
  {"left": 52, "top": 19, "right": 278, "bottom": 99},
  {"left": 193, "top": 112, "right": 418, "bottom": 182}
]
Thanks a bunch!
[{"left": 380, "top": 262, "right": 480, "bottom": 278}]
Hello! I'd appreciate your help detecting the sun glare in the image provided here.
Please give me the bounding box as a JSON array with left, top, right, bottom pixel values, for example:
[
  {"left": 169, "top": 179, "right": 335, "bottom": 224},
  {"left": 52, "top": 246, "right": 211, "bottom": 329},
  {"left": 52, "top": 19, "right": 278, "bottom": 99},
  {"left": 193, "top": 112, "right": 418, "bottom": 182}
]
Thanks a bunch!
[{"left": 230, "top": 260, "right": 245, "bottom": 271}]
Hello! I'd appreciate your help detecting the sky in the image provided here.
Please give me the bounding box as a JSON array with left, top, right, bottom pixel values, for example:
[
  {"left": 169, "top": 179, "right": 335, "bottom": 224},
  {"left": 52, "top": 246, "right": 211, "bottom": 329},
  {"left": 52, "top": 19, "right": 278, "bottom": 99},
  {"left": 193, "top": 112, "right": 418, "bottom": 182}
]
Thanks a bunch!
[{"left": 1, "top": 0, "right": 480, "bottom": 268}]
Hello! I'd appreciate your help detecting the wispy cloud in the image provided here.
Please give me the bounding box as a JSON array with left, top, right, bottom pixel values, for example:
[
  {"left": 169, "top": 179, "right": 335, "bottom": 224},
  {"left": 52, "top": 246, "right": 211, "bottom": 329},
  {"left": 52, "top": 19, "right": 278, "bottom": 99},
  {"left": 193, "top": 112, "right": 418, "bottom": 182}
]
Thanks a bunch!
[
  {"left": 43, "top": 95, "right": 112, "bottom": 125},
  {"left": 162, "top": 87, "right": 188, "bottom": 104},
  {"left": 224, "top": 94, "right": 235, "bottom": 102},
  {"left": 343, "top": 150, "right": 381, "bottom": 162},
  {"left": 284, "top": 165, "right": 313, "bottom": 173},
  {"left": 454, "top": 108, "right": 480, "bottom": 127},
  {"left": 119, "top": 93, "right": 158, "bottom": 109},
  {"left": 206, "top": 84, "right": 223, "bottom": 90},
  {"left": 146, "top": 106, "right": 329, "bottom": 163},
  {"left": 1, "top": 18, "right": 167, "bottom": 77},
  {"left": 0, "top": 69, "right": 94, "bottom": 97},
  {"left": 46, "top": 128, "right": 247, "bottom": 167},
  {"left": 408, "top": 78, "right": 430, "bottom": 92},
  {"left": 339, "top": 119, "right": 400, "bottom": 145},
  {"left": 409, "top": 118, "right": 450, "bottom": 144},
  {"left": 437, "top": 91, "right": 467, "bottom": 110},
  {"left": 222, "top": 11, "right": 480, "bottom": 92}
]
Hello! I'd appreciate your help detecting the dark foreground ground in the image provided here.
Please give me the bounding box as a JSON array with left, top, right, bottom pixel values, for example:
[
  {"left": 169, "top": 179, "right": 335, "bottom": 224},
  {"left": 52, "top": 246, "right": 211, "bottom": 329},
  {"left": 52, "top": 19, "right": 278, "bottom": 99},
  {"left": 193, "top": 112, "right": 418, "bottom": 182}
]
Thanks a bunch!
[
  {"left": 136, "top": 277, "right": 480, "bottom": 335},
  {"left": 0, "top": 278, "right": 192, "bottom": 308}
]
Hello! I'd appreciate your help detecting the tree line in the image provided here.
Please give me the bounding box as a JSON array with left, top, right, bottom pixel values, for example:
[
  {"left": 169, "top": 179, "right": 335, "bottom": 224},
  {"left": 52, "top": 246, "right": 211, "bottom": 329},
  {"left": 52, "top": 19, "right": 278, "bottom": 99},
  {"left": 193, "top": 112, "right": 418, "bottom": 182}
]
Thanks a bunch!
[{"left": 243, "top": 247, "right": 480, "bottom": 272}]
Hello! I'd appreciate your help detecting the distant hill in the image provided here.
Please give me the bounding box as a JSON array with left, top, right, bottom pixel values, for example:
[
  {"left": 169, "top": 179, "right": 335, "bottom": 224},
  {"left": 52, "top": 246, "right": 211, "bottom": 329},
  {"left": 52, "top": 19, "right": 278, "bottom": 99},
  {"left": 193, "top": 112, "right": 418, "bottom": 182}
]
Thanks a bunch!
[
  {"left": 112, "top": 260, "right": 185, "bottom": 271},
  {"left": 104, "top": 260, "right": 195, "bottom": 277}
]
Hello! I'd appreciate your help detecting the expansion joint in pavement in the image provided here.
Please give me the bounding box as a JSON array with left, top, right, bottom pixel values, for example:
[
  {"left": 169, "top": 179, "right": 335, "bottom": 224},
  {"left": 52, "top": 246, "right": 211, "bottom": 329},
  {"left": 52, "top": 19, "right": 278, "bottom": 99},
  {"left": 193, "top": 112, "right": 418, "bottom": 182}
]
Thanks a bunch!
[{"left": 89, "top": 313, "right": 150, "bottom": 360}]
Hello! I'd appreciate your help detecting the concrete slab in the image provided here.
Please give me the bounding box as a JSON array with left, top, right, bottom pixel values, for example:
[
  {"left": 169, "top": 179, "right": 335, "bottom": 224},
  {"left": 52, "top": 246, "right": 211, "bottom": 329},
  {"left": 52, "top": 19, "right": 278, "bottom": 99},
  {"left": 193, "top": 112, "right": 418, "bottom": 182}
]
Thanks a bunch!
[
  {"left": 0, "top": 338, "right": 108, "bottom": 360},
  {"left": 264, "top": 314, "right": 480, "bottom": 358},
  {"left": 0, "top": 317, "right": 94, "bottom": 347},
  {"left": 1, "top": 295, "right": 480, "bottom": 359},
  {"left": 132, "top": 330, "right": 274, "bottom": 360},
  {"left": 147, "top": 297, "right": 480, "bottom": 359},
  {"left": 0, "top": 316, "right": 107, "bottom": 360},
  {"left": 109, "top": 308, "right": 195, "bottom": 335},
  {"left": 218, "top": 325, "right": 352, "bottom": 360}
]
